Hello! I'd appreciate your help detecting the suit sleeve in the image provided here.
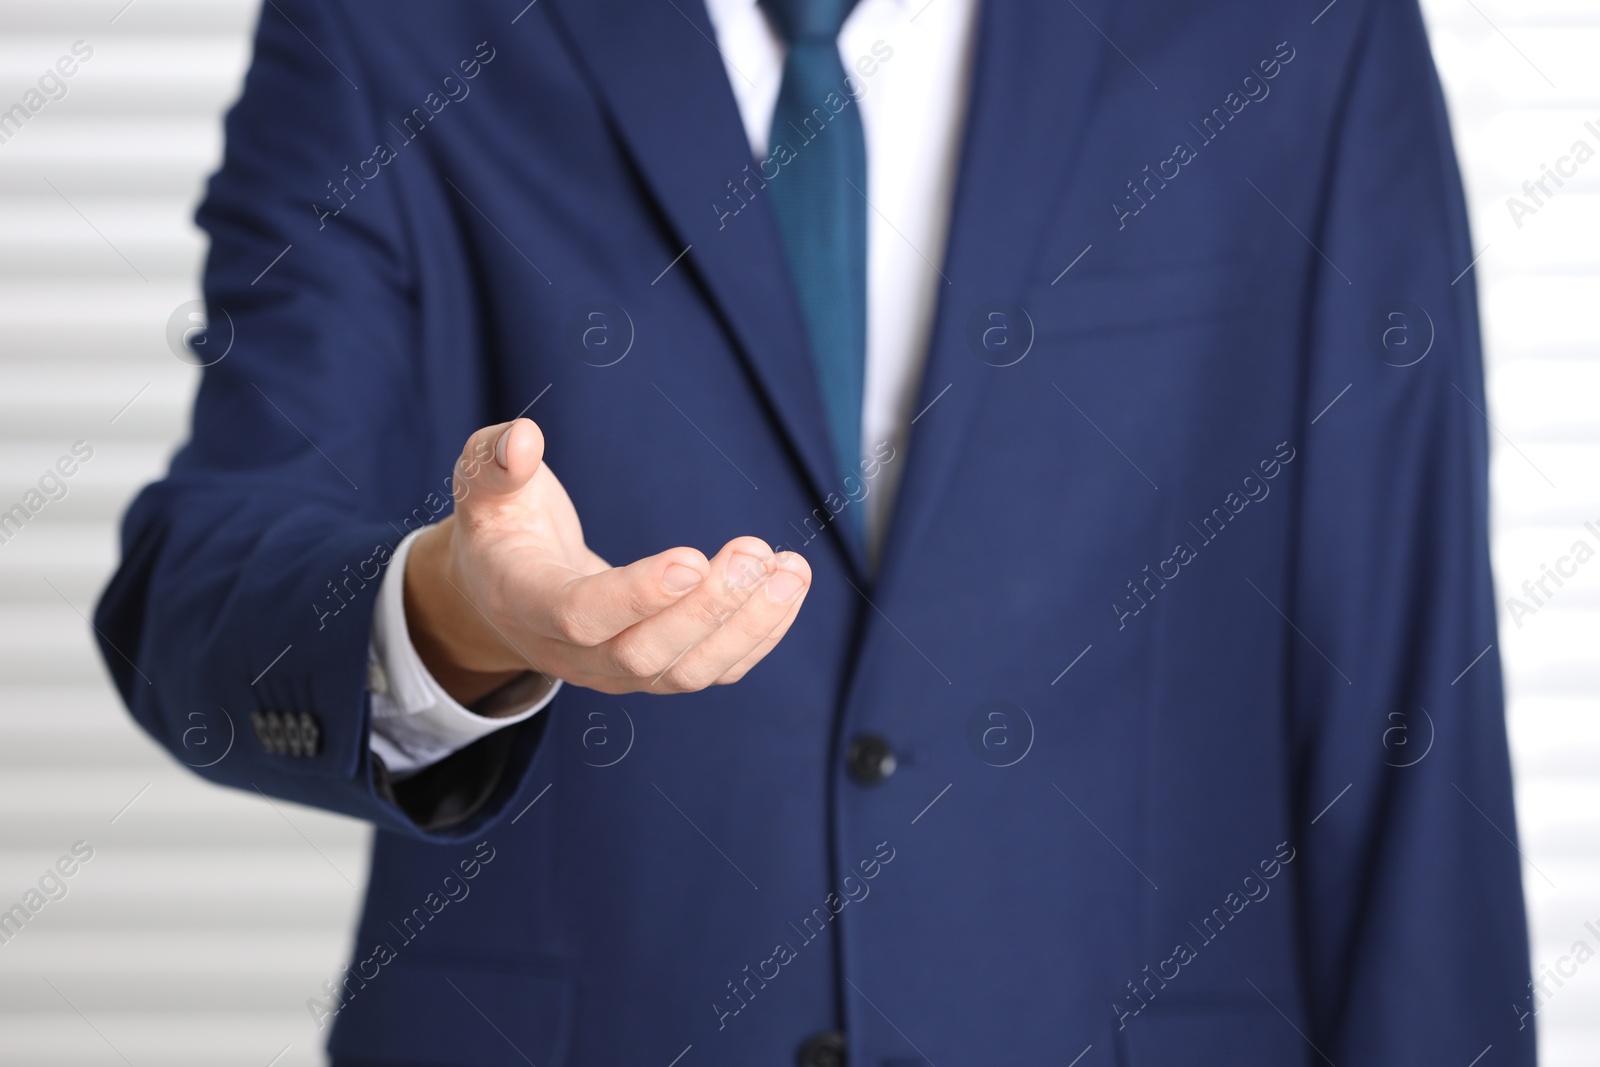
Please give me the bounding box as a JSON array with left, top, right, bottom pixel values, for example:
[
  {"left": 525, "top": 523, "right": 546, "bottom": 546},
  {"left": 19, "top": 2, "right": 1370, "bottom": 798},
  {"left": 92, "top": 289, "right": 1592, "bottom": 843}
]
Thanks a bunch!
[
  {"left": 1287, "top": 1, "right": 1533, "bottom": 1061},
  {"left": 93, "top": 0, "right": 546, "bottom": 839}
]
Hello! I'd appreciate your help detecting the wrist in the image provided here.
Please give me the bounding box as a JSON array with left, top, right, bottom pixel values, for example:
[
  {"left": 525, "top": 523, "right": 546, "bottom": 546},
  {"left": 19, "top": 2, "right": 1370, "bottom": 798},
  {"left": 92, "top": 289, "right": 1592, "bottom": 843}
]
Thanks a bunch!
[{"left": 403, "top": 519, "right": 529, "bottom": 705}]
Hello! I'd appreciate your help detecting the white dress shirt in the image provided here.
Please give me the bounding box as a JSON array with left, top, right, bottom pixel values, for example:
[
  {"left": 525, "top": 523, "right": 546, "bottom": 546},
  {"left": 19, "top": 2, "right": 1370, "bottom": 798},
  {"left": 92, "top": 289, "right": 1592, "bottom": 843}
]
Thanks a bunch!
[{"left": 367, "top": 0, "right": 978, "bottom": 776}]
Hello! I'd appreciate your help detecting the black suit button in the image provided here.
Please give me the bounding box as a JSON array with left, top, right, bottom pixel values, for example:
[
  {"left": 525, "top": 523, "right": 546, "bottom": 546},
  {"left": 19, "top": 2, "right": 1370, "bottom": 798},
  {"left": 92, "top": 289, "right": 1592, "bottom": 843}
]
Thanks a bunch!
[
  {"left": 296, "top": 712, "right": 322, "bottom": 757},
  {"left": 846, "top": 734, "right": 895, "bottom": 785},
  {"left": 797, "top": 1029, "right": 846, "bottom": 1067},
  {"left": 252, "top": 711, "right": 282, "bottom": 755}
]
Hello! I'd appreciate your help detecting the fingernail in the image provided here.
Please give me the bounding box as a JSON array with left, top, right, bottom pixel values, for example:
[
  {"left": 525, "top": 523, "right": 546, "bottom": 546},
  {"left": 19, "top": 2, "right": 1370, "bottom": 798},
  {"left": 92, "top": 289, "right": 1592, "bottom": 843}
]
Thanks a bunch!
[
  {"left": 765, "top": 570, "right": 804, "bottom": 603},
  {"left": 494, "top": 425, "right": 513, "bottom": 468},
  {"left": 728, "top": 552, "right": 769, "bottom": 591},
  {"left": 663, "top": 564, "right": 704, "bottom": 592}
]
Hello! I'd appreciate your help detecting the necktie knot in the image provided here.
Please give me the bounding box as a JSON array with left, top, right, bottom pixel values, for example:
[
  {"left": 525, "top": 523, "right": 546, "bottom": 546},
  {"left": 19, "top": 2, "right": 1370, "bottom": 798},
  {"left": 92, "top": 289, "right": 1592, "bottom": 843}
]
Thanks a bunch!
[{"left": 759, "top": 0, "right": 857, "bottom": 43}]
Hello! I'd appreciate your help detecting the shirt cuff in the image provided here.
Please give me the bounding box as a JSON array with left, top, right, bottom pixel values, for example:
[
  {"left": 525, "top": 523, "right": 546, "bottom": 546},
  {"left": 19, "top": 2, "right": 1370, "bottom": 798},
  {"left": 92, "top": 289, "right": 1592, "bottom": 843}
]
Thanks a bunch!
[{"left": 367, "top": 527, "right": 560, "bottom": 777}]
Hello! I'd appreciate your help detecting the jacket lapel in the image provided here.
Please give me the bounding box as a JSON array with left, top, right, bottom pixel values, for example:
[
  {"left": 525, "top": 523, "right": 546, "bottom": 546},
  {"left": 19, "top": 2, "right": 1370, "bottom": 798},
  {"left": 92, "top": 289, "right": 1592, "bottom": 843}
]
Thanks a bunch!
[
  {"left": 874, "top": 0, "right": 1114, "bottom": 591},
  {"left": 544, "top": 0, "right": 866, "bottom": 576}
]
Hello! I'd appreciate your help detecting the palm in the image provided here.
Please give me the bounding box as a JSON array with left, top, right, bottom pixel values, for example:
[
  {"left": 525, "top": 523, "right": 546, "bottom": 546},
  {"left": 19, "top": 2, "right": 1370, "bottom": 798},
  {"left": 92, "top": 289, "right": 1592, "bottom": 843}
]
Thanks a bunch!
[{"left": 409, "top": 418, "right": 811, "bottom": 699}]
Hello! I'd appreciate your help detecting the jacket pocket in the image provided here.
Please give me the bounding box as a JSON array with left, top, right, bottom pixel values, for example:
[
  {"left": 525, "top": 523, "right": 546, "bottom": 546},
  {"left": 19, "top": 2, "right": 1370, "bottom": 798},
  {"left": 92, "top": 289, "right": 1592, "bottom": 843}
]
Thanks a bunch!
[{"left": 327, "top": 955, "right": 575, "bottom": 1066}]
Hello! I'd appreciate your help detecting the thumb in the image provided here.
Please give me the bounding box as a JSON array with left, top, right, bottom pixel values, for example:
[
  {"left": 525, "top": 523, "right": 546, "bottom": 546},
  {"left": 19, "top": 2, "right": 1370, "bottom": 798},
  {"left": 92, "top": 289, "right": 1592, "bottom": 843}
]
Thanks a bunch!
[{"left": 454, "top": 417, "right": 545, "bottom": 514}]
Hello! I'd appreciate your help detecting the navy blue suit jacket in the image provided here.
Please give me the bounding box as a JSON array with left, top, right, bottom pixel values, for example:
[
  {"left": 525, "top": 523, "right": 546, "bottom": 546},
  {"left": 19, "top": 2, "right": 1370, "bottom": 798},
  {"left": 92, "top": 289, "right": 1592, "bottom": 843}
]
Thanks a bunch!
[{"left": 96, "top": 0, "right": 1534, "bottom": 1063}]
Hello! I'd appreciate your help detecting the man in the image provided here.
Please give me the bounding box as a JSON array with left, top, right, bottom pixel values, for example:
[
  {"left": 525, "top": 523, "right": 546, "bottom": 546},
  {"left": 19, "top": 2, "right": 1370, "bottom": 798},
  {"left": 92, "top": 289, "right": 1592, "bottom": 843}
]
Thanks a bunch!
[{"left": 97, "top": 0, "right": 1534, "bottom": 1063}]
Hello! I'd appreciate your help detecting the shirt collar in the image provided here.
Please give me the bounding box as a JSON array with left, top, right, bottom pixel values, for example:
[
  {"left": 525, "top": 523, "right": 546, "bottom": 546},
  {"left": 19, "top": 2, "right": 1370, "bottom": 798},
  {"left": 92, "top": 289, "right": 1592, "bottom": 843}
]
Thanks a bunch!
[{"left": 705, "top": 0, "right": 903, "bottom": 22}]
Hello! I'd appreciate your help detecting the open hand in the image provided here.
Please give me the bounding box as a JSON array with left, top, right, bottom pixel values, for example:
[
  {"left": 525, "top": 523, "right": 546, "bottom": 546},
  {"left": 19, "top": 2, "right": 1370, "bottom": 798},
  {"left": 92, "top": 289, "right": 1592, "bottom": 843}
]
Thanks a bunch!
[{"left": 403, "top": 419, "right": 812, "bottom": 704}]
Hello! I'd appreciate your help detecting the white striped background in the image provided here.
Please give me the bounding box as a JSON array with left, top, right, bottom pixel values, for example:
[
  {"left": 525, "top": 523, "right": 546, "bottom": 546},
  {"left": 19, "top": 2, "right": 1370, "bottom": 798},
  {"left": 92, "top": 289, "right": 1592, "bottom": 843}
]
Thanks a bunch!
[
  {"left": 0, "top": 1, "right": 1593, "bottom": 1064},
  {"left": 0, "top": 2, "right": 364, "bottom": 1065}
]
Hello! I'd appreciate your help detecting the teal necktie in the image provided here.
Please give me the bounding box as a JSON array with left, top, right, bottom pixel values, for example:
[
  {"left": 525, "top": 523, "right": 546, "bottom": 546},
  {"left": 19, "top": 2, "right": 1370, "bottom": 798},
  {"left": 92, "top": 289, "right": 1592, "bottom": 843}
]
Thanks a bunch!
[{"left": 760, "top": 0, "right": 868, "bottom": 519}]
